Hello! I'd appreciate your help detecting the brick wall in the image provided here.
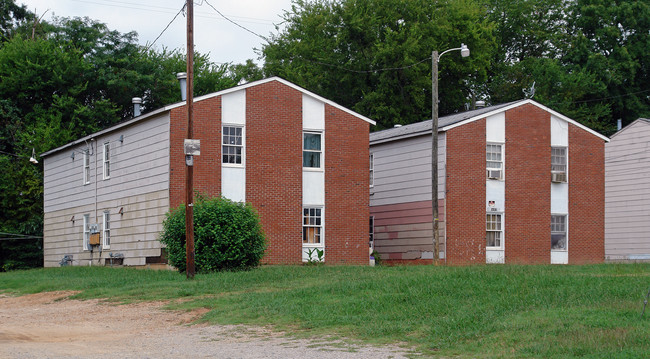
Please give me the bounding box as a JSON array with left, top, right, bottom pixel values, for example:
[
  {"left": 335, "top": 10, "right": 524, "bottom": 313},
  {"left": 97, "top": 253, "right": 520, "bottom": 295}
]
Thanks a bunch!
[
  {"left": 169, "top": 97, "right": 222, "bottom": 209},
  {"left": 168, "top": 80, "right": 371, "bottom": 265},
  {"left": 324, "top": 104, "right": 369, "bottom": 264},
  {"left": 246, "top": 81, "right": 303, "bottom": 264},
  {"left": 568, "top": 123, "right": 604, "bottom": 263},
  {"left": 445, "top": 119, "right": 486, "bottom": 264},
  {"left": 504, "top": 104, "right": 551, "bottom": 264}
]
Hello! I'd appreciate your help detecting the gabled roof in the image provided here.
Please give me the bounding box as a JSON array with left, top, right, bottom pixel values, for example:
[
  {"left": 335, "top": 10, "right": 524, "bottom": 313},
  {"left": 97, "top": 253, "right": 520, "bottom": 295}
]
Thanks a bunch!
[
  {"left": 609, "top": 118, "right": 650, "bottom": 140},
  {"left": 42, "top": 77, "right": 375, "bottom": 157},
  {"left": 370, "top": 99, "right": 609, "bottom": 145}
]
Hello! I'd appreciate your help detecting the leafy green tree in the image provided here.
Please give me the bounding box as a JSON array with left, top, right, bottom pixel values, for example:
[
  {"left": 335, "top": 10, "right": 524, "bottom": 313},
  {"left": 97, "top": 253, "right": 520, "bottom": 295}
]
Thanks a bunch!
[
  {"left": 159, "top": 195, "right": 266, "bottom": 273},
  {"left": 263, "top": 0, "right": 496, "bottom": 130},
  {"left": 484, "top": 0, "right": 649, "bottom": 135}
]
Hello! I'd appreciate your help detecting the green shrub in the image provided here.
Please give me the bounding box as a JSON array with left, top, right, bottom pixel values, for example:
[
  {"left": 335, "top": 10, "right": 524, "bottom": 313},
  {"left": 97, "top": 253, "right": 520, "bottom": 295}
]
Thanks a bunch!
[{"left": 159, "top": 194, "right": 266, "bottom": 273}]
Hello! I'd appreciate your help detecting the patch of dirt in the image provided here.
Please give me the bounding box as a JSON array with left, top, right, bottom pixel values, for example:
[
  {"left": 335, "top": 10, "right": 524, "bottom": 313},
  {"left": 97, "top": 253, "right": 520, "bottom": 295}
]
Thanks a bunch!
[{"left": 0, "top": 291, "right": 413, "bottom": 358}]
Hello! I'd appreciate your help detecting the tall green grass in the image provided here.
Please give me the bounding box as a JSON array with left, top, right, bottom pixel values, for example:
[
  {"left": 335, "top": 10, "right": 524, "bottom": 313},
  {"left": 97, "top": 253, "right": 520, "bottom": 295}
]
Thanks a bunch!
[{"left": 1, "top": 264, "right": 649, "bottom": 358}]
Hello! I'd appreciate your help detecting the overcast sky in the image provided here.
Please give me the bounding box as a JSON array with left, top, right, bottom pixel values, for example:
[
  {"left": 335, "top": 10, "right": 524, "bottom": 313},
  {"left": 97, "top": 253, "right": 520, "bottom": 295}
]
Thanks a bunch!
[{"left": 19, "top": 0, "right": 294, "bottom": 65}]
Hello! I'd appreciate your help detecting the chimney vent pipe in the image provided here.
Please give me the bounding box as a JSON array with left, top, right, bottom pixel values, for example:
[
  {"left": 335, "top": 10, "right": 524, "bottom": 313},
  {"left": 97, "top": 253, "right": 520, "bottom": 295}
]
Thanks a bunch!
[
  {"left": 617, "top": 119, "right": 622, "bottom": 131},
  {"left": 177, "top": 72, "right": 187, "bottom": 101},
  {"left": 132, "top": 97, "right": 142, "bottom": 117}
]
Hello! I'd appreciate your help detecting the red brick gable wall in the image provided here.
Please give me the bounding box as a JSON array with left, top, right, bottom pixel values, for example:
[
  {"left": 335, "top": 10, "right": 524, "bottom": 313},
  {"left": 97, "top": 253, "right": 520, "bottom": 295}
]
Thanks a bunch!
[
  {"left": 167, "top": 80, "right": 371, "bottom": 265},
  {"left": 445, "top": 119, "right": 486, "bottom": 264},
  {"left": 568, "top": 123, "right": 604, "bottom": 263},
  {"left": 245, "top": 81, "right": 303, "bottom": 264},
  {"left": 504, "top": 104, "right": 551, "bottom": 264},
  {"left": 324, "top": 103, "right": 369, "bottom": 264}
]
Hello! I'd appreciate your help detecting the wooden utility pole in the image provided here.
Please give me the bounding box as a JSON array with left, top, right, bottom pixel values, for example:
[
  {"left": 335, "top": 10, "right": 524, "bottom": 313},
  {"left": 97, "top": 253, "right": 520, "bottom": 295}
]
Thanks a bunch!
[
  {"left": 431, "top": 50, "right": 440, "bottom": 265},
  {"left": 185, "top": 0, "right": 196, "bottom": 279}
]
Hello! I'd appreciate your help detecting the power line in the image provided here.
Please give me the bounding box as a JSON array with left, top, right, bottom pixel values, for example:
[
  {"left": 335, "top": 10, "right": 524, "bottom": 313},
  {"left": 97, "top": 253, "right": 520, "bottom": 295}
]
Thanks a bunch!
[
  {"left": 145, "top": 3, "right": 186, "bottom": 51},
  {"left": 288, "top": 55, "right": 433, "bottom": 74},
  {"left": 203, "top": 0, "right": 269, "bottom": 42}
]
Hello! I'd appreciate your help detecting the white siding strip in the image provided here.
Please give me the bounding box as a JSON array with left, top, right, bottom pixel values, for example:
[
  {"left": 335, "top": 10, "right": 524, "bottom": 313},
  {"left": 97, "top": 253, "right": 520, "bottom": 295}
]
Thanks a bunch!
[
  {"left": 303, "top": 171, "right": 325, "bottom": 206},
  {"left": 303, "top": 94, "right": 325, "bottom": 131},
  {"left": 222, "top": 167, "right": 246, "bottom": 202},
  {"left": 222, "top": 90, "right": 246, "bottom": 125}
]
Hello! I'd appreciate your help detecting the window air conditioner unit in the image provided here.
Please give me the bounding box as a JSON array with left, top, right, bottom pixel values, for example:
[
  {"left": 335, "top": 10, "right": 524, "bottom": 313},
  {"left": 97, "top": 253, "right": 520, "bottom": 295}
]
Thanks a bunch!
[
  {"left": 551, "top": 172, "right": 567, "bottom": 183},
  {"left": 487, "top": 170, "right": 501, "bottom": 180}
]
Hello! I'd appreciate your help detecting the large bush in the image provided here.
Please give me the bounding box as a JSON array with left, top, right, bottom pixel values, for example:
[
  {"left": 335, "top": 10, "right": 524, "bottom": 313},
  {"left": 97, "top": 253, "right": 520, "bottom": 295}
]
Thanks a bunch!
[{"left": 159, "top": 194, "right": 266, "bottom": 273}]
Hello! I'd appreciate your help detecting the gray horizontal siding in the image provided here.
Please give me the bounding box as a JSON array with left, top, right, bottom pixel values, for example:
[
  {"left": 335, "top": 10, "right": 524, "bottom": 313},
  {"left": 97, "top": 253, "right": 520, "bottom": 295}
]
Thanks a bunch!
[
  {"left": 44, "top": 114, "right": 170, "bottom": 213},
  {"left": 43, "top": 190, "right": 169, "bottom": 267},
  {"left": 605, "top": 120, "right": 650, "bottom": 258},
  {"left": 370, "top": 133, "right": 446, "bottom": 207}
]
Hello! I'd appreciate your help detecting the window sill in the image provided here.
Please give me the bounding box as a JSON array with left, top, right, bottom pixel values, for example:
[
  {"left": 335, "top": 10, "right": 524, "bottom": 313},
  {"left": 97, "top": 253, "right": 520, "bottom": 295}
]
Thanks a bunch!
[
  {"left": 551, "top": 249, "right": 568, "bottom": 252},
  {"left": 222, "top": 163, "right": 245, "bottom": 168},
  {"left": 303, "top": 167, "right": 324, "bottom": 172}
]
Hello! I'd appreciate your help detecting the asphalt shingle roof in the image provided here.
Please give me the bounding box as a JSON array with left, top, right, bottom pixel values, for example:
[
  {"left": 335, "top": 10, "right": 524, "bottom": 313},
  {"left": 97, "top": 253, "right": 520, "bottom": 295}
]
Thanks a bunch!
[{"left": 370, "top": 101, "right": 519, "bottom": 144}]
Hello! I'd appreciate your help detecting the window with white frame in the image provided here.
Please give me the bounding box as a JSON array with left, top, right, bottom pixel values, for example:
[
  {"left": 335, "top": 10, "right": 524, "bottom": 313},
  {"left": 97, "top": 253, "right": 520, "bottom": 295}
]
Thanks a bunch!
[
  {"left": 551, "top": 214, "right": 567, "bottom": 250},
  {"left": 369, "top": 153, "right": 374, "bottom": 187},
  {"left": 303, "top": 132, "right": 322, "bottom": 168},
  {"left": 486, "top": 213, "right": 503, "bottom": 248},
  {"left": 551, "top": 147, "right": 567, "bottom": 182},
  {"left": 222, "top": 126, "right": 243, "bottom": 164},
  {"left": 83, "top": 214, "right": 90, "bottom": 250},
  {"left": 103, "top": 142, "right": 110, "bottom": 179},
  {"left": 551, "top": 147, "right": 566, "bottom": 173},
  {"left": 302, "top": 207, "right": 322, "bottom": 244},
  {"left": 486, "top": 144, "right": 503, "bottom": 180},
  {"left": 83, "top": 151, "right": 90, "bottom": 184},
  {"left": 102, "top": 211, "right": 111, "bottom": 249}
]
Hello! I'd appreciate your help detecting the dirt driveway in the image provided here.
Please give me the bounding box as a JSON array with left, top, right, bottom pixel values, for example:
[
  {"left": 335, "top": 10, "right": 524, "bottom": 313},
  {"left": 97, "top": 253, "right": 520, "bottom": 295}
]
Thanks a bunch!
[{"left": 0, "top": 291, "right": 412, "bottom": 359}]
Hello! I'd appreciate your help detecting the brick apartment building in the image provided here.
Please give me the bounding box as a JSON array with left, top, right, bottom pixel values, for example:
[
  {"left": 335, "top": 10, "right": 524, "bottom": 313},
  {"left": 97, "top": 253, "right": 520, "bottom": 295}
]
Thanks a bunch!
[
  {"left": 41, "top": 77, "right": 374, "bottom": 267},
  {"left": 370, "top": 100, "right": 608, "bottom": 265}
]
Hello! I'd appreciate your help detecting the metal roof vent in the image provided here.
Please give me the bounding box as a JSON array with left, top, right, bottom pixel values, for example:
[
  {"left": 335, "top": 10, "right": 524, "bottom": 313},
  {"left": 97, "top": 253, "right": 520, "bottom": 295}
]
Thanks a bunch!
[
  {"left": 177, "top": 72, "right": 187, "bottom": 101},
  {"left": 475, "top": 100, "right": 486, "bottom": 108},
  {"left": 132, "top": 97, "right": 142, "bottom": 117},
  {"left": 394, "top": 124, "right": 402, "bottom": 128}
]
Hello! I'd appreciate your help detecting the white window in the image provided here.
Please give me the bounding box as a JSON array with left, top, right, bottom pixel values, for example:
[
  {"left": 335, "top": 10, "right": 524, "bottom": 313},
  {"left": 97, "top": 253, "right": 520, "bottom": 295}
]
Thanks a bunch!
[
  {"left": 102, "top": 211, "right": 111, "bottom": 249},
  {"left": 303, "top": 132, "right": 322, "bottom": 168},
  {"left": 222, "top": 126, "right": 243, "bottom": 165},
  {"left": 83, "top": 214, "right": 90, "bottom": 250},
  {"left": 369, "top": 153, "right": 374, "bottom": 187},
  {"left": 551, "top": 147, "right": 567, "bottom": 182},
  {"left": 303, "top": 207, "right": 322, "bottom": 244},
  {"left": 83, "top": 151, "right": 90, "bottom": 185},
  {"left": 486, "top": 143, "right": 503, "bottom": 180},
  {"left": 486, "top": 213, "right": 503, "bottom": 248},
  {"left": 103, "top": 142, "right": 110, "bottom": 180},
  {"left": 551, "top": 214, "right": 567, "bottom": 250}
]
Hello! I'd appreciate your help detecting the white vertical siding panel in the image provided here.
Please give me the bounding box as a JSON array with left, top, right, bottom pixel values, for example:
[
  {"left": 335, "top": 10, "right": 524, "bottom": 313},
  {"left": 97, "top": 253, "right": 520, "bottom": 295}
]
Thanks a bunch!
[
  {"left": 551, "top": 115, "right": 569, "bottom": 146},
  {"left": 222, "top": 90, "right": 247, "bottom": 201},
  {"left": 222, "top": 167, "right": 246, "bottom": 202},
  {"left": 222, "top": 90, "right": 246, "bottom": 125},
  {"left": 303, "top": 171, "right": 325, "bottom": 206},
  {"left": 486, "top": 112, "right": 505, "bottom": 143},
  {"left": 303, "top": 95, "right": 325, "bottom": 130}
]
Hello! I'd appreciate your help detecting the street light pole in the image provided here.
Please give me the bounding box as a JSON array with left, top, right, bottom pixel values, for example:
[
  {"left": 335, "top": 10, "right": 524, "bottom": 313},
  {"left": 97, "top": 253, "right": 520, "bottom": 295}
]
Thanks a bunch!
[
  {"left": 431, "top": 44, "right": 469, "bottom": 264},
  {"left": 431, "top": 50, "right": 440, "bottom": 264}
]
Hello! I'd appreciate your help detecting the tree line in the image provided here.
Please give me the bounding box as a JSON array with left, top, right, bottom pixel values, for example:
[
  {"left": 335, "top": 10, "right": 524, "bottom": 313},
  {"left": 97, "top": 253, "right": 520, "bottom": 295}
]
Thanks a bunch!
[{"left": 1, "top": 0, "right": 648, "bottom": 269}]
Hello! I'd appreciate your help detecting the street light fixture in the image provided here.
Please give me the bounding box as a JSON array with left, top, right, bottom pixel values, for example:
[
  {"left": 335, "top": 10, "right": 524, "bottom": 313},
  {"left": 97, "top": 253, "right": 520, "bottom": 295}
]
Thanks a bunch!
[{"left": 431, "top": 43, "right": 469, "bottom": 264}]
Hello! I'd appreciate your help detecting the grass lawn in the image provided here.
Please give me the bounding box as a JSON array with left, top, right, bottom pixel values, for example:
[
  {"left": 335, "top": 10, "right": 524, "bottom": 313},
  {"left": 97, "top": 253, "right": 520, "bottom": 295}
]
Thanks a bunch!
[{"left": 1, "top": 263, "right": 649, "bottom": 358}]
